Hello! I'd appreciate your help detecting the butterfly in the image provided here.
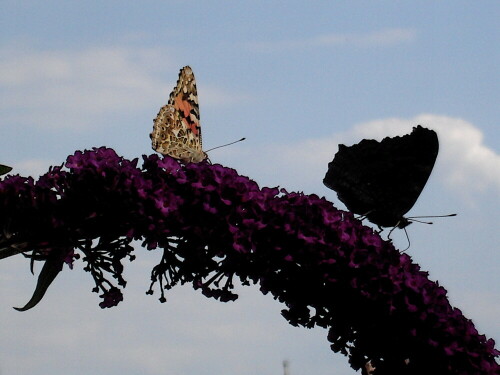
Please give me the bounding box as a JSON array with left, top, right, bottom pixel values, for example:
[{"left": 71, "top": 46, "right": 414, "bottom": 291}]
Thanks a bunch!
[
  {"left": 323, "top": 126, "right": 439, "bottom": 229},
  {"left": 151, "top": 66, "right": 208, "bottom": 163}
]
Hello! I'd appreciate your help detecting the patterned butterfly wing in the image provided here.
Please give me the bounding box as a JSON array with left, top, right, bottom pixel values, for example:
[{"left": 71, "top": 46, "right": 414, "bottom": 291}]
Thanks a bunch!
[
  {"left": 151, "top": 66, "right": 207, "bottom": 163},
  {"left": 323, "top": 126, "right": 439, "bottom": 228}
]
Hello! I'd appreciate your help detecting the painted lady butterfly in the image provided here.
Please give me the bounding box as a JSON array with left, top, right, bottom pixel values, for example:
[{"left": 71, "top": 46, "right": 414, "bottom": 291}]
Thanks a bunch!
[
  {"left": 151, "top": 66, "right": 208, "bottom": 163},
  {"left": 323, "top": 126, "right": 439, "bottom": 228}
]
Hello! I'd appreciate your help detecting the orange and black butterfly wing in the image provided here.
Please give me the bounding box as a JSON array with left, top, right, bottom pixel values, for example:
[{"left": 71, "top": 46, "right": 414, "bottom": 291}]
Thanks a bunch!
[{"left": 151, "top": 66, "right": 206, "bottom": 163}]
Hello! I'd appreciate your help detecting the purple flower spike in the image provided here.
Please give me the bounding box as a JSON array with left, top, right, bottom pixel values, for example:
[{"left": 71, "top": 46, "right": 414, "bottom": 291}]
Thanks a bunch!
[{"left": 0, "top": 148, "right": 497, "bottom": 375}]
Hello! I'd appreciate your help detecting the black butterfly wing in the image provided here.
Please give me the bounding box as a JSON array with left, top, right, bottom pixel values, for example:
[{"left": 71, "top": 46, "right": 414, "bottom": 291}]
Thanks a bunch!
[{"left": 323, "top": 126, "right": 439, "bottom": 227}]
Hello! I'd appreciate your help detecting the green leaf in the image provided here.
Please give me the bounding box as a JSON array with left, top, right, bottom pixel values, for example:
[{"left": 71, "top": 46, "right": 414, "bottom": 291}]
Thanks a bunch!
[
  {"left": 0, "top": 164, "right": 12, "bottom": 175},
  {"left": 13, "top": 254, "right": 64, "bottom": 311}
]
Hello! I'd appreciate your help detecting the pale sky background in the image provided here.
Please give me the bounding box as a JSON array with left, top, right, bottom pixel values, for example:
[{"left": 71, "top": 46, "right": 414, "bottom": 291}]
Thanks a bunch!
[{"left": 1, "top": 2, "right": 499, "bottom": 375}]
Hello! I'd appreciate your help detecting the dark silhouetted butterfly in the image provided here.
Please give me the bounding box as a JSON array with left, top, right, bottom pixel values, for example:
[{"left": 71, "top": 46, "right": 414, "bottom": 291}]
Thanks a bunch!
[{"left": 323, "top": 125, "right": 439, "bottom": 229}]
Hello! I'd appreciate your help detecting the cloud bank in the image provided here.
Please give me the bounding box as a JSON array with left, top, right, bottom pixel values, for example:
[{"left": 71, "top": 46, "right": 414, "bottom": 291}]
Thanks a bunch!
[{"left": 230, "top": 114, "right": 500, "bottom": 199}]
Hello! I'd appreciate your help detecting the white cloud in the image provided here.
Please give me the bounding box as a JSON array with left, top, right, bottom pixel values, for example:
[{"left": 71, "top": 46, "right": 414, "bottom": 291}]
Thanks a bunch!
[
  {"left": 245, "top": 28, "right": 416, "bottom": 52},
  {"left": 0, "top": 47, "right": 167, "bottom": 129},
  {"left": 228, "top": 114, "right": 500, "bottom": 199},
  {"left": 0, "top": 46, "right": 244, "bottom": 130},
  {"left": 350, "top": 115, "right": 500, "bottom": 197}
]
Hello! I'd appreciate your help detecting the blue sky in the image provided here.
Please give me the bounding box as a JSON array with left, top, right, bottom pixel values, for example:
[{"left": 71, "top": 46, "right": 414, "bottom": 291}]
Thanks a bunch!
[{"left": 1, "top": 2, "right": 499, "bottom": 374}]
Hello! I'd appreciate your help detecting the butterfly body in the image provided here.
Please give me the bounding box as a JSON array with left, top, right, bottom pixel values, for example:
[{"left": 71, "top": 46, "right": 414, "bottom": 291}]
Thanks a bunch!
[
  {"left": 151, "top": 66, "right": 207, "bottom": 163},
  {"left": 323, "top": 126, "right": 439, "bottom": 228}
]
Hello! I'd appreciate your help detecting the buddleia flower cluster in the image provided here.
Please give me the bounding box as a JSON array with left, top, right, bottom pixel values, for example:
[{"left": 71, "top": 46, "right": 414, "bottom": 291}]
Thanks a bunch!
[{"left": 0, "top": 147, "right": 497, "bottom": 374}]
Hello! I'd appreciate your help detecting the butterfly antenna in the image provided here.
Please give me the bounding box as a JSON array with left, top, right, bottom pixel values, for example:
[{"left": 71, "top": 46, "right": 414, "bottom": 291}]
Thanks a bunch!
[
  {"left": 205, "top": 137, "right": 246, "bottom": 152},
  {"left": 409, "top": 218, "right": 434, "bottom": 225},
  {"left": 408, "top": 213, "right": 457, "bottom": 219},
  {"left": 408, "top": 213, "right": 457, "bottom": 225}
]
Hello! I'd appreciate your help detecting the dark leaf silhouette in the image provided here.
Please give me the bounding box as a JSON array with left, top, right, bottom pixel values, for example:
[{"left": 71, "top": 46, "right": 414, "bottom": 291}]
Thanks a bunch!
[
  {"left": 0, "top": 164, "right": 12, "bottom": 176},
  {"left": 14, "top": 249, "right": 66, "bottom": 311}
]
